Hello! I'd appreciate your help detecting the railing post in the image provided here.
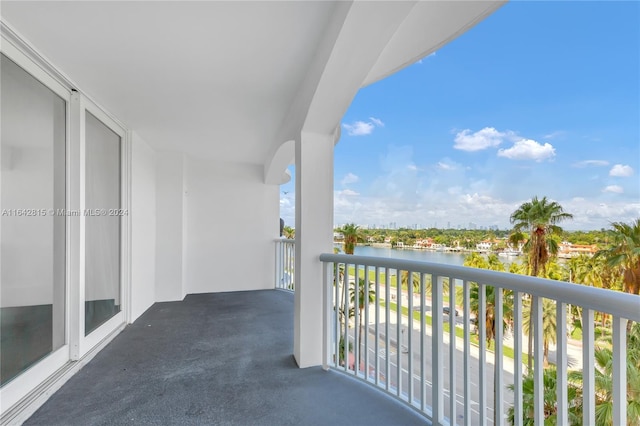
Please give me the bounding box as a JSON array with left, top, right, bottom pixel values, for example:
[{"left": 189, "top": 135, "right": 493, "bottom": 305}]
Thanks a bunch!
[
  {"left": 478, "top": 283, "right": 487, "bottom": 426},
  {"left": 463, "top": 280, "right": 471, "bottom": 426},
  {"left": 556, "top": 301, "right": 568, "bottom": 425},
  {"left": 513, "top": 291, "right": 523, "bottom": 426},
  {"left": 431, "top": 275, "right": 444, "bottom": 424},
  {"left": 322, "top": 260, "right": 333, "bottom": 370},
  {"left": 612, "top": 316, "right": 627, "bottom": 426},
  {"left": 494, "top": 287, "right": 504, "bottom": 426},
  {"left": 581, "top": 308, "right": 595, "bottom": 425},
  {"left": 532, "top": 296, "right": 543, "bottom": 425}
]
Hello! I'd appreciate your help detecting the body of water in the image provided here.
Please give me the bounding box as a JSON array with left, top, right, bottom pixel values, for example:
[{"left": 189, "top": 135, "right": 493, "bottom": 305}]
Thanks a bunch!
[
  {"left": 353, "top": 245, "right": 467, "bottom": 266},
  {"left": 348, "top": 245, "right": 521, "bottom": 267}
]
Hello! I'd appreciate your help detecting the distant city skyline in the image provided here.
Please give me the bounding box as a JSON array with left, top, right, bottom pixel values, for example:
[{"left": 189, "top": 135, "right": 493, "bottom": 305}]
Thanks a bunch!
[{"left": 280, "top": 1, "right": 640, "bottom": 231}]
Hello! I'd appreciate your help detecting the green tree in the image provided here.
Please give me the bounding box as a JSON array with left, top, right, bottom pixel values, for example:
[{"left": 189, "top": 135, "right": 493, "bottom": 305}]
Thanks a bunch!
[
  {"left": 510, "top": 196, "right": 573, "bottom": 370},
  {"left": 508, "top": 366, "right": 581, "bottom": 425},
  {"left": 567, "top": 322, "right": 640, "bottom": 426},
  {"left": 350, "top": 278, "right": 376, "bottom": 365},
  {"left": 596, "top": 219, "right": 640, "bottom": 299},
  {"left": 510, "top": 196, "right": 574, "bottom": 278},
  {"left": 282, "top": 226, "right": 295, "bottom": 239},
  {"left": 342, "top": 223, "right": 361, "bottom": 255},
  {"left": 522, "top": 297, "right": 557, "bottom": 367}
]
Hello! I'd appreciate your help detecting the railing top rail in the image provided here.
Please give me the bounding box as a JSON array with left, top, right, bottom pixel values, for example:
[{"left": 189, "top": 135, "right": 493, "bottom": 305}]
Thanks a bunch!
[
  {"left": 274, "top": 238, "right": 295, "bottom": 243},
  {"left": 319, "top": 253, "right": 640, "bottom": 322}
]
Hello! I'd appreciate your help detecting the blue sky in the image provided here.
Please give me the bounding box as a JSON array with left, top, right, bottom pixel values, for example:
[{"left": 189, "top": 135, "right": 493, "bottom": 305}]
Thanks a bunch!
[{"left": 280, "top": 1, "right": 639, "bottom": 231}]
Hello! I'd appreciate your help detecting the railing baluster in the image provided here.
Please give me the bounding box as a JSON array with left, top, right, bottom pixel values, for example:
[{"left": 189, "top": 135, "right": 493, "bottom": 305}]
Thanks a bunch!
[
  {"left": 532, "top": 296, "right": 543, "bottom": 425},
  {"left": 449, "top": 277, "right": 457, "bottom": 425},
  {"left": 556, "top": 301, "right": 567, "bottom": 426},
  {"left": 275, "top": 240, "right": 279, "bottom": 288},
  {"left": 432, "top": 274, "right": 444, "bottom": 424},
  {"left": 343, "top": 262, "right": 349, "bottom": 373},
  {"left": 582, "top": 308, "right": 595, "bottom": 426},
  {"left": 420, "top": 272, "right": 426, "bottom": 412},
  {"left": 478, "top": 283, "right": 487, "bottom": 426},
  {"left": 323, "top": 260, "right": 333, "bottom": 370},
  {"left": 364, "top": 266, "right": 370, "bottom": 381},
  {"left": 463, "top": 280, "right": 471, "bottom": 426},
  {"left": 408, "top": 270, "right": 414, "bottom": 404},
  {"left": 494, "top": 287, "right": 504, "bottom": 426},
  {"left": 334, "top": 263, "right": 340, "bottom": 369},
  {"left": 513, "top": 291, "right": 523, "bottom": 426},
  {"left": 397, "top": 268, "right": 402, "bottom": 398},
  {"left": 354, "top": 264, "right": 360, "bottom": 376},
  {"left": 374, "top": 266, "right": 380, "bottom": 387},
  {"left": 612, "top": 316, "right": 627, "bottom": 426},
  {"left": 385, "top": 267, "right": 391, "bottom": 393}
]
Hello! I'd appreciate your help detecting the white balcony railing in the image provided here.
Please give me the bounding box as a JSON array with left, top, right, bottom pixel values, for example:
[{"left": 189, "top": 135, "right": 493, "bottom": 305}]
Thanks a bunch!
[
  {"left": 275, "top": 239, "right": 295, "bottom": 291},
  {"left": 319, "top": 253, "right": 640, "bottom": 426}
]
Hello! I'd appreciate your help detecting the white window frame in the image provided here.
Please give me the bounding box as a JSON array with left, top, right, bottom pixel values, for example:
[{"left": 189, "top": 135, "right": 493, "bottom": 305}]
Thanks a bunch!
[
  {"left": 0, "top": 25, "right": 132, "bottom": 414},
  {"left": 0, "top": 37, "right": 72, "bottom": 412},
  {"left": 75, "top": 98, "right": 131, "bottom": 359}
]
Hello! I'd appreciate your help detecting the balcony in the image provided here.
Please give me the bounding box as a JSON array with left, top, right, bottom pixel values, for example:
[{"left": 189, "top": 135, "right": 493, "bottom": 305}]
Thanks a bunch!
[
  {"left": 14, "top": 243, "right": 640, "bottom": 425},
  {"left": 23, "top": 290, "right": 426, "bottom": 426}
]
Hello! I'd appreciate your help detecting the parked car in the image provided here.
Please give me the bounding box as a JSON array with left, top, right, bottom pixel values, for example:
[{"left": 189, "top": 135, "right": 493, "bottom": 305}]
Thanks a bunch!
[{"left": 443, "top": 307, "right": 459, "bottom": 316}]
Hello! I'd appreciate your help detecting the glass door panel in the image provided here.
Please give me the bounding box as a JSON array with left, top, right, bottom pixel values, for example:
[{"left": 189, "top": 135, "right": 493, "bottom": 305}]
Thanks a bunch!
[
  {"left": 0, "top": 54, "right": 66, "bottom": 386},
  {"left": 84, "top": 112, "right": 121, "bottom": 335}
]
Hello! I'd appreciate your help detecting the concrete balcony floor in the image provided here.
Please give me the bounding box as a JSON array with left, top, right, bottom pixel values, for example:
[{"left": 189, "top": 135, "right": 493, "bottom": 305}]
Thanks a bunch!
[{"left": 25, "top": 290, "right": 427, "bottom": 425}]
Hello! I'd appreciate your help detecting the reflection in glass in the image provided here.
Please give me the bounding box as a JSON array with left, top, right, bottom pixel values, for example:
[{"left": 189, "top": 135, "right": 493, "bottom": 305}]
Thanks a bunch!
[
  {"left": 85, "top": 112, "right": 121, "bottom": 335},
  {"left": 0, "top": 54, "right": 66, "bottom": 385}
]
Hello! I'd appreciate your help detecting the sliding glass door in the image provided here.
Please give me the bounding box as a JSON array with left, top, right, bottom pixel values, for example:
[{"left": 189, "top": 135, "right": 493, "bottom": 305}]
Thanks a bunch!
[
  {"left": 0, "top": 53, "right": 66, "bottom": 385},
  {"left": 84, "top": 112, "right": 121, "bottom": 336}
]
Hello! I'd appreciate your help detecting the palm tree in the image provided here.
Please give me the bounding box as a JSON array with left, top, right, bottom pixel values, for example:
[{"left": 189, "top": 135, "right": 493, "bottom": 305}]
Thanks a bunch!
[
  {"left": 350, "top": 278, "right": 376, "bottom": 365},
  {"left": 508, "top": 230, "right": 526, "bottom": 252},
  {"left": 508, "top": 366, "right": 581, "bottom": 425},
  {"left": 341, "top": 223, "right": 360, "bottom": 255},
  {"left": 463, "top": 252, "right": 512, "bottom": 343},
  {"left": 510, "top": 196, "right": 573, "bottom": 277},
  {"left": 522, "top": 298, "right": 557, "bottom": 367},
  {"left": 510, "top": 196, "right": 573, "bottom": 370},
  {"left": 566, "top": 322, "right": 640, "bottom": 425},
  {"left": 282, "top": 225, "right": 295, "bottom": 239},
  {"left": 596, "top": 219, "right": 640, "bottom": 331}
]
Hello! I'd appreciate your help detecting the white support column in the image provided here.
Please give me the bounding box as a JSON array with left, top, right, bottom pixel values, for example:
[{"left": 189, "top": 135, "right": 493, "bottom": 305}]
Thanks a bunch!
[{"left": 294, "top": 131, "right": 334, "bottom": 368}]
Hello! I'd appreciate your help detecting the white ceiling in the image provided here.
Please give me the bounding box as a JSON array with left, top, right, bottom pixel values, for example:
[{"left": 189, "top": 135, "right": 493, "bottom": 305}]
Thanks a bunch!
[{"left": 1, "top": 1, "right": 505, "bottom": 170}]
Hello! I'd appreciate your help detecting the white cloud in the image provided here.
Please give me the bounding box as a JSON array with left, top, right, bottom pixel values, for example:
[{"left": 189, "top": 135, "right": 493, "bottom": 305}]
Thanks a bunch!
[
  {"left": 573, "top": 160, "right": 609, "bottom": 168},
  {"left": 437, "top": 161, "right": 457, "bottom": 171},
  {"left": 369, "top": 117, "right": 384, "bottom": 127},
  {"left": 341, "top": 172, "right": 359, "bottom": 185},
  {"left": 543, "top": 130, "right": 566, "bottom": 140},
  {"left": 603, "top": 185, "right": 624, "bottom": 193},
  {"left": 453, "top": 127, "right": 508, "bottom": 151},
  {"left": 342, "top": 121, "right": 374, "bottom": 136},
  {"left": 340, "top": 189, "right": 360, "bottom": 196},
  {"left": 609, "top": 164, "right": 634, "bottom": 177},
  {"left": 497, "top": 139, "right": 556, "bottom": 161},
  {"left": 342, "top": 117, "right": 384, "bottom": 136}
]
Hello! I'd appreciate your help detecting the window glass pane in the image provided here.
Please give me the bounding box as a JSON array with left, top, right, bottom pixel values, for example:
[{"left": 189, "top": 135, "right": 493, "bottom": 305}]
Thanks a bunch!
[
  {"left": 85, "top": 112, "right": 121, "bottom": 335},
  {"left": 0, "top": 54, "right": 66, "bottom": 386}
]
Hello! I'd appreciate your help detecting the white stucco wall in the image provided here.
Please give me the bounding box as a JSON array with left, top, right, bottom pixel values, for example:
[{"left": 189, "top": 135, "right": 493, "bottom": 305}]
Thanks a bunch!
[
  {"left": 155, "top": 152, "right": 187, "bottom": 302},
  {"left": 130, "top": 131, "right": 157, "bottom": 321},
  {"left": 184, "top": 158, "right": 279, "bottom": 294}
]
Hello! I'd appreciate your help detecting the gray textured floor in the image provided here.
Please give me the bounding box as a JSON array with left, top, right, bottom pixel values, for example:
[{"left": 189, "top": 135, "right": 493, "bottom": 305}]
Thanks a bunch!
[{"left": 26, "top": 290, "right": 428, "bottom": 426}]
